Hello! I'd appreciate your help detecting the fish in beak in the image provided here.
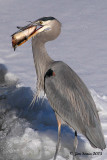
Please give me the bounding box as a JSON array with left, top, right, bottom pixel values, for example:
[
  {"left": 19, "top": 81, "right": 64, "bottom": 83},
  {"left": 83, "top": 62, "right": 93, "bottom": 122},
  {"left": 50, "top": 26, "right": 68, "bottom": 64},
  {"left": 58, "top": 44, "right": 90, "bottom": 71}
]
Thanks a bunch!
[{"left": 12, "top": 21, "right": 43, "bottom": 51}]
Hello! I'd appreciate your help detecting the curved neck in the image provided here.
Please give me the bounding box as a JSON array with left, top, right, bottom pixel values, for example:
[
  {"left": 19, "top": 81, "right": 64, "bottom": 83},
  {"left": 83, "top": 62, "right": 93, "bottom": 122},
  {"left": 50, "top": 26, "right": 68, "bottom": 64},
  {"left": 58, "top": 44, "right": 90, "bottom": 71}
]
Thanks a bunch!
[{"left": 32, "top": 38, "right": 53, "bottom": 92}]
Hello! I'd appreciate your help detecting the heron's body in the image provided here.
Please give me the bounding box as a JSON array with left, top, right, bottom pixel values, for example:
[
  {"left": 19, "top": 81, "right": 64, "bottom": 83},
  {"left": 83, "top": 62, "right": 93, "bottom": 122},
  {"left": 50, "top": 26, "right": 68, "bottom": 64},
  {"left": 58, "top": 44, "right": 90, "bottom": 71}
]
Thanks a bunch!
[
  {"left": 44, "top": 61, "right": 105, "bottom": 149},
  {"left": 32, "top": 31, "right": 105, "bottom": 151},
  {"left": 13, "top": 16, "right": 106, "bottom": 159}
]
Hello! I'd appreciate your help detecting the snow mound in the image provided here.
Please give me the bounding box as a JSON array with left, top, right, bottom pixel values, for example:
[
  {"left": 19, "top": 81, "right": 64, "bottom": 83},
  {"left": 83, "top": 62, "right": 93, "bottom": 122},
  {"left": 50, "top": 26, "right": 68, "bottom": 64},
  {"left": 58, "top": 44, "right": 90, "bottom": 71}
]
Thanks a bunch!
[
  {"left": 0, "top": 64, "right": 106, "bottom": 160},
  {"left": 5, "top": 72, "right": 19, "bottom": 86},
  {"left": 0, "top": 64, "right": 8, "bottom": 84}
]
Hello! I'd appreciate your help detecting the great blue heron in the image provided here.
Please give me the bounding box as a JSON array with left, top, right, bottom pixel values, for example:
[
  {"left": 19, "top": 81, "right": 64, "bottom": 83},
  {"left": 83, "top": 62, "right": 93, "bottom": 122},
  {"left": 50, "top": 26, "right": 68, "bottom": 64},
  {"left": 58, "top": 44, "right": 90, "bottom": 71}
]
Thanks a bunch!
[{"left": 12, "top": 16, "right": 106, "bottom": 159}]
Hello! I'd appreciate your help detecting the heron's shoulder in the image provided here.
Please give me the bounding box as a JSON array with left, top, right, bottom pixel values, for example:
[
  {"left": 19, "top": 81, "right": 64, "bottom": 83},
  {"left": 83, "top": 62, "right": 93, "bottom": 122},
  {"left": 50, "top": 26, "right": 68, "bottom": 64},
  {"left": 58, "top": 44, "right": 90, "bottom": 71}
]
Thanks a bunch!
[
  {"left": 50, "top": 61, "right": 73, "bottom": 73},
  {"left": 49, "top": 61, "right": 79, "bottom": 81},
  {"left": 51, "top": 61, "right": 68, "bottom": 68}
]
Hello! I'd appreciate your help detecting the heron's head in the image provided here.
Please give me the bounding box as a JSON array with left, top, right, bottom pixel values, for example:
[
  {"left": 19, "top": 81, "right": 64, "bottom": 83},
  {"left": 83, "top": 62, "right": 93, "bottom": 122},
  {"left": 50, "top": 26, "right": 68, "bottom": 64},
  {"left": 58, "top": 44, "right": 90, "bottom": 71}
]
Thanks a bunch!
[
  {"left": 33, "top": 17, "right": 61, "bottom": 42},
  {"left": 12, "top": 17, "right": 61, "bottom": 49}
]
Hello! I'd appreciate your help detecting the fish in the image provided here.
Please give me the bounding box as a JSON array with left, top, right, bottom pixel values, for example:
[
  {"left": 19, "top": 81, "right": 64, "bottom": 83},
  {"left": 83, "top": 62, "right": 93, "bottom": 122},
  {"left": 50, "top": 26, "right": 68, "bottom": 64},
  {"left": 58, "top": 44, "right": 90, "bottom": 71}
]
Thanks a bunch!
[{"left": 12, "top": 25, "right": 37, "bottom": 51}]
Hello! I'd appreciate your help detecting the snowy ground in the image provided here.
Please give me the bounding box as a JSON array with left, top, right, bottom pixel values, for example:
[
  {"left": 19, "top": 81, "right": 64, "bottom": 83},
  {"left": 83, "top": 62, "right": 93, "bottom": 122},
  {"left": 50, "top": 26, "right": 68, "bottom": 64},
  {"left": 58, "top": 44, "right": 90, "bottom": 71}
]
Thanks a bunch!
[{"left": 0, "top": 0, "right": 107, "bottom": 160}]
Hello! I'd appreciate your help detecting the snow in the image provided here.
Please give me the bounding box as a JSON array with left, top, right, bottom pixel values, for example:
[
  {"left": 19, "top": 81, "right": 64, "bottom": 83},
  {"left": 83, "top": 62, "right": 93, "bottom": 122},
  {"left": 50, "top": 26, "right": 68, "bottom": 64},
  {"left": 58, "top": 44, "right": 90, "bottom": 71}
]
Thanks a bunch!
[{"left": 0, "top": 0, "right": 107, "bottom": 160}]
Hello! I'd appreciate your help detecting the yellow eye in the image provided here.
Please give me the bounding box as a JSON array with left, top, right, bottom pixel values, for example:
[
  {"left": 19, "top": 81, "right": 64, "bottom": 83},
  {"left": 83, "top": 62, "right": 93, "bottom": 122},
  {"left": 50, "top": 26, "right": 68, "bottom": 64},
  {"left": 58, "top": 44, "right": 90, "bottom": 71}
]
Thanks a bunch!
[{"left": 39, "top": 21, "right": 43, "bottom": 25}]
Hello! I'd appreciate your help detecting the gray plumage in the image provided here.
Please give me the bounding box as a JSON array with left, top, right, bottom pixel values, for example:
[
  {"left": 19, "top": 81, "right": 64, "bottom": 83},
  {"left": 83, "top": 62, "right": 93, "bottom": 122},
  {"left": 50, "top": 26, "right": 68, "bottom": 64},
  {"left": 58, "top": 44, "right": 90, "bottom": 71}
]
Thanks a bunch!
[
  {"left": 17, "top": 16, "right": 106, "bottom": 159},
  {"left": 44, "top": 61, "right": 105, "bottom": 149}
]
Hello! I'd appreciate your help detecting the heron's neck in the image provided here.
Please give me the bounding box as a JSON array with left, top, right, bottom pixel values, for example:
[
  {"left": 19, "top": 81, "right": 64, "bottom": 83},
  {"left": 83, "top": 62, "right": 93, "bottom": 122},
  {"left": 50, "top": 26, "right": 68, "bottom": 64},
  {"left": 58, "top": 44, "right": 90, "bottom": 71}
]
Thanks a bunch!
[{"left": 32, "top": 38, "right": 53, "bottom": 93}]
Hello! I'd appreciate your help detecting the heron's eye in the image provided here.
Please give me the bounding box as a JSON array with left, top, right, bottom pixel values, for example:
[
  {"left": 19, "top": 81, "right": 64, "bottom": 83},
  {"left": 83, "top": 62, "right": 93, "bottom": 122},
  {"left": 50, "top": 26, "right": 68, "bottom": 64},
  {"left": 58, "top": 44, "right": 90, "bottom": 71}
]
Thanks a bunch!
[{"left": 39, "top": 21, "right": 43, "bottom": 25}]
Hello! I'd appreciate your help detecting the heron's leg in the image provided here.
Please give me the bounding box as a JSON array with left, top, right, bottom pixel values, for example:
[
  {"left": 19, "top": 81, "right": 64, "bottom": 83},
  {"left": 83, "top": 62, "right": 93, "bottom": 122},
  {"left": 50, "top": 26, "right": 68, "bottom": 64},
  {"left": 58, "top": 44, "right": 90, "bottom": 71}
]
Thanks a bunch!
[
  {"left": 53, "top": 116, "right": 61, "bottom": 160},
  {"left": 73, "top": 131, "right": 78, "bottom": 159}
]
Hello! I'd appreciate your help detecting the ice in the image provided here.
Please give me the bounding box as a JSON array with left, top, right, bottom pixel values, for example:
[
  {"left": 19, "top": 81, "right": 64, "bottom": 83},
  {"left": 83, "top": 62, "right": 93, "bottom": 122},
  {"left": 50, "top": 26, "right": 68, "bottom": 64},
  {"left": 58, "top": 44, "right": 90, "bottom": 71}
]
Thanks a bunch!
[
  {"left": 0, "top": 0, "right": 107, "bottom": 160},
  {"left": 0, "top": 66, "right": 106, "bottom": 160}
]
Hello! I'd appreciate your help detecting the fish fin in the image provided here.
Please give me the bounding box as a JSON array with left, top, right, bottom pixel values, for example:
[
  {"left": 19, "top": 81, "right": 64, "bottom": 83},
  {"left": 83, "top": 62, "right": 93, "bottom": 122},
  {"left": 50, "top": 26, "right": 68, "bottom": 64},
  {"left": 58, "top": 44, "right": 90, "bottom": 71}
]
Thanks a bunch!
[{"left": 17, "top": 26, "right": 24, "bottom": 30}]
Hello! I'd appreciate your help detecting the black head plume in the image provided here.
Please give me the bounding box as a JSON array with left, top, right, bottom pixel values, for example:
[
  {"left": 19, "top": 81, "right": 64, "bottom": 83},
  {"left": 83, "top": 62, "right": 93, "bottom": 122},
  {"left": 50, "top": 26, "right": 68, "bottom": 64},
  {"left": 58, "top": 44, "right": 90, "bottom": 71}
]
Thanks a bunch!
[{"left": 37, "top": 17, "right": 55, "bottom": 22}]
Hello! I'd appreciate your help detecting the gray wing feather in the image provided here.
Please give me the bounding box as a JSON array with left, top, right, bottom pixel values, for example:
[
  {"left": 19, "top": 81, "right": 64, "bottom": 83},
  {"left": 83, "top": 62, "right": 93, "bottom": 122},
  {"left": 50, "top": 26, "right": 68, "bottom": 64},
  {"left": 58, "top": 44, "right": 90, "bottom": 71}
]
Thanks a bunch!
[{"left": 45, "top": 61, "right": 106, "bottom": 149}]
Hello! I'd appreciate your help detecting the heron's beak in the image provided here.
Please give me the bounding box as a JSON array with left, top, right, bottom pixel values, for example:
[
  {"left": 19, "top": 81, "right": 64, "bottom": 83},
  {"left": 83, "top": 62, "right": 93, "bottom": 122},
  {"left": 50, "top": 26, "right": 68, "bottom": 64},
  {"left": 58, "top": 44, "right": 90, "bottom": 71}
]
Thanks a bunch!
[{"left": 12, "top": 21, "right": 43, "bottom": 51}]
